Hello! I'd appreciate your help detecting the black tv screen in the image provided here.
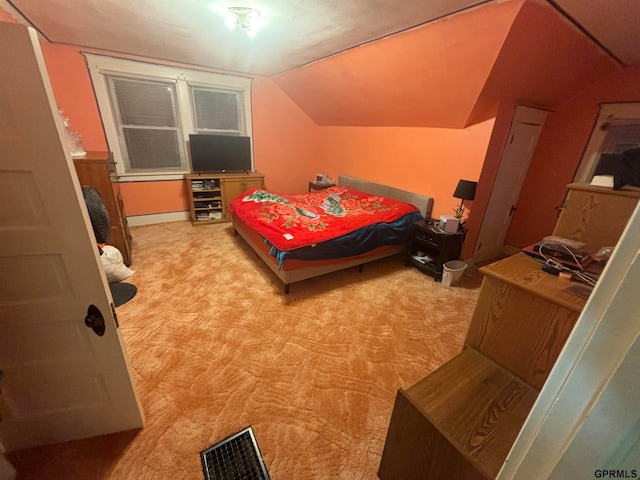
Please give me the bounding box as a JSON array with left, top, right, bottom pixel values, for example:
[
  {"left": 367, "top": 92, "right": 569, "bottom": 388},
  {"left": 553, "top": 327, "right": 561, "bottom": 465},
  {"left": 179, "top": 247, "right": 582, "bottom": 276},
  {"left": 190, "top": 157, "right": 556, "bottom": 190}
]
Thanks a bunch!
[{"left": 189, "top": 134, "right": 252, "bottom": 173}]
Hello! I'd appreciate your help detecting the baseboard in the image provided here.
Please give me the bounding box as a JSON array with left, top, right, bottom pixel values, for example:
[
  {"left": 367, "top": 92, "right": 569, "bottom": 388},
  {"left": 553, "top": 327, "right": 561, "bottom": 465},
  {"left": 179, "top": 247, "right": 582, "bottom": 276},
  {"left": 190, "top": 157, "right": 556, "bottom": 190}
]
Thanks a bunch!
[{"left": 127, "top": 211, "right": 190, "bottom": 226}]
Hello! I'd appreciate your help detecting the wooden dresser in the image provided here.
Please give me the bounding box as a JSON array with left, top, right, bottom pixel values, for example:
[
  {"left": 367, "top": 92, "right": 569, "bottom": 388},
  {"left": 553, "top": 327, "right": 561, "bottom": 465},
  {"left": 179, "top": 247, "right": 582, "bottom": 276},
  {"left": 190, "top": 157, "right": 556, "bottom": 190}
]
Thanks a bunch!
[
  {"left": 73, "top": 152, "right": 132, "bottom": 266},
  {"left": 379, "top": 253, "right": 585, "bottom": 479},
  {"left": 554, "top": 183, "right": 640, "bottom": 252},
  {"left": 379, "top": 182, "right": 639, "bottom": 479}
]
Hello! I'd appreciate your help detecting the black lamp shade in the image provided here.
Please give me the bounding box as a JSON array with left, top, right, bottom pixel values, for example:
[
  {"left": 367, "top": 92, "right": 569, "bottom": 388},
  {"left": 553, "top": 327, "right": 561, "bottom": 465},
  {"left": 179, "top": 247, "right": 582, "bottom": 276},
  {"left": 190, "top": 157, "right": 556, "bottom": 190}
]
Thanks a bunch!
[{"left": 453, "top": 180, "right": 477, "bottom": 201}]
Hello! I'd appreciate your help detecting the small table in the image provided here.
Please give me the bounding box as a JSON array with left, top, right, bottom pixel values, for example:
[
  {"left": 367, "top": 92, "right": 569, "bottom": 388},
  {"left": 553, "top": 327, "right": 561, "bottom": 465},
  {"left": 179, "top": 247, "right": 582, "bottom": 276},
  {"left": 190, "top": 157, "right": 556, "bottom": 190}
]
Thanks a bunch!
[
  {"left": 407, "top": 219, "right": 463, "bottom": 281},
  {"left": 308, "top": 181, "right": 335, "bottom": 192}
]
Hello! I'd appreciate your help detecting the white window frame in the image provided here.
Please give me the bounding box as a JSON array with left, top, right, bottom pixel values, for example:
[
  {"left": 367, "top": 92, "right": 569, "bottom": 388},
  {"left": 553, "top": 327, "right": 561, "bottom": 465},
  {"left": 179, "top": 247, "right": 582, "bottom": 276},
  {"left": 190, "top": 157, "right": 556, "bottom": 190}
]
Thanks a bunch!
[
  {"left": 189, "top": 84, "right": 245, "bottom": 135},
  {"left": 85, "top": 54, "right": 253, "bottom": 181},
  {"left": 573, "top": 102, "right": 640, "bottom": 183},
  {"left": 106, "top": 75, "right": 187, "bottom": 174}
]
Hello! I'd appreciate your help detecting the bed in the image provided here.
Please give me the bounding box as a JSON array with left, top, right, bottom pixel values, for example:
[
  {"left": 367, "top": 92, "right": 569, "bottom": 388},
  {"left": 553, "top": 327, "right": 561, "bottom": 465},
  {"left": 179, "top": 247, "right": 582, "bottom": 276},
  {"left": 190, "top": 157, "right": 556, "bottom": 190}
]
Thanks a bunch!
[{"left": 229, "top": 175, "right": 433, "bottom": 293}]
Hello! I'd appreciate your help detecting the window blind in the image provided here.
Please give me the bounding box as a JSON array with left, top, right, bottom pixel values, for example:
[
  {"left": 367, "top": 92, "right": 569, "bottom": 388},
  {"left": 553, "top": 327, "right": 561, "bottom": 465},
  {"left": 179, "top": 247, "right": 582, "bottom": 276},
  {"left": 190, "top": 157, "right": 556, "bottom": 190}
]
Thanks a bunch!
[
  {"left": 600, "top": 122, "right": 640, "bottom": 153},
  {"left": 108, "top": 76, "right": 186, "bottom": 171},
  {"left": 192, "top": 87, "right": 241, "bottom": 133}
]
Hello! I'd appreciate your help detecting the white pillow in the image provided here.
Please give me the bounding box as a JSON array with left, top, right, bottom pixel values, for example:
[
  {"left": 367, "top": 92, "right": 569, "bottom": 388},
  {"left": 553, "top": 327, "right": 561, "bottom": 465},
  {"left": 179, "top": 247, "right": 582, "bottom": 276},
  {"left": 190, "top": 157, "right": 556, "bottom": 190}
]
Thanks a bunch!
[{"left": 101, "top": 245, "right": 135, "bottom": 283}]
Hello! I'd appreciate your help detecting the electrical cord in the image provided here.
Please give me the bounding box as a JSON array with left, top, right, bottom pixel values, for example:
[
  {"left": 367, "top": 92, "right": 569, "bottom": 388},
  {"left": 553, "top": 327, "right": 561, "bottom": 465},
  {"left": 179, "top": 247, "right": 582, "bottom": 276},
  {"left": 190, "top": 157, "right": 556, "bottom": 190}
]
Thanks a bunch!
[
  {"left": 537, "top": 243, "right": 599, "bottom": 287},
  {"left": 538, "top": 241, "right": 584, "bottom": 270}
]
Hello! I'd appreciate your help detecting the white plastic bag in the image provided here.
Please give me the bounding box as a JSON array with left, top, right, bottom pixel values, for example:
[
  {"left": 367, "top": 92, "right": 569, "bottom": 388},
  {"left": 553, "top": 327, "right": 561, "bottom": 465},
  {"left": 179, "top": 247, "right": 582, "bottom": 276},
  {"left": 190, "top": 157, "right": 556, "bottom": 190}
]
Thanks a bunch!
[{"left": 100, "top": 245, "right": 135, "bottom": 283}]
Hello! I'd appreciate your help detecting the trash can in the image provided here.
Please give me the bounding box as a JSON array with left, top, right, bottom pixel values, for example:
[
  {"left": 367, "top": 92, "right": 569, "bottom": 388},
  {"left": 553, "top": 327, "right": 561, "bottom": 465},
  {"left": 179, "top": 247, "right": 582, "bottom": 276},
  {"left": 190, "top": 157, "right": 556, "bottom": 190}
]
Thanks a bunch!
[{"left": 442, "top": 260, "right": 467, "bottom": 286}]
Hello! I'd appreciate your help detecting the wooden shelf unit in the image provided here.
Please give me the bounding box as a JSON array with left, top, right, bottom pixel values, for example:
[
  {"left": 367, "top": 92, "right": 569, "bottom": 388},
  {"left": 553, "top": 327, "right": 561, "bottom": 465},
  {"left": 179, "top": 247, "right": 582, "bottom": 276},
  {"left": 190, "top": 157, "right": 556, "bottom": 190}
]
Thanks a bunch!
[
  {"left": 185, "top": 172, "right": 264, "bottom": 226},
  {"left": 74, "top": 152, "right": 132, "bottom": 266}
]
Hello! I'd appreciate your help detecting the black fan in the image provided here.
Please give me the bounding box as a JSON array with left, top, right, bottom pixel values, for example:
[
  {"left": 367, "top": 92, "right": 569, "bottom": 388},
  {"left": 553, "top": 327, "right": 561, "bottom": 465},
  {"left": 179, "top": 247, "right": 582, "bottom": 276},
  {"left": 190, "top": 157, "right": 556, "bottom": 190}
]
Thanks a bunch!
[{"left": 82, "top": 186, "right": 111, "bottom": 244}]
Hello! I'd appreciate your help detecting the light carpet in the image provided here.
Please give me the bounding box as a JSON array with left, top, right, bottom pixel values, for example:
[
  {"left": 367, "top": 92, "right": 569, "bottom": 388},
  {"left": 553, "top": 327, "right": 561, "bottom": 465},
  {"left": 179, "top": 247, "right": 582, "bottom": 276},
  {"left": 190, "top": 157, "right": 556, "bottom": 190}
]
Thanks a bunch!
[{"left": 8, "top": 220, "right": 482, "bottom": 479}]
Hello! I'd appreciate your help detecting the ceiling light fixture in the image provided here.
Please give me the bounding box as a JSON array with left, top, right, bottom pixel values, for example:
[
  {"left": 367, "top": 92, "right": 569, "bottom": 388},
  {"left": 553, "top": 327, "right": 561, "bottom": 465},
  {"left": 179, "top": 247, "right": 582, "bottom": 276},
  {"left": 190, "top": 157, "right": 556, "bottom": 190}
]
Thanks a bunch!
[{"left": 225, "top": 6, "right": 262, "bottom": 37}]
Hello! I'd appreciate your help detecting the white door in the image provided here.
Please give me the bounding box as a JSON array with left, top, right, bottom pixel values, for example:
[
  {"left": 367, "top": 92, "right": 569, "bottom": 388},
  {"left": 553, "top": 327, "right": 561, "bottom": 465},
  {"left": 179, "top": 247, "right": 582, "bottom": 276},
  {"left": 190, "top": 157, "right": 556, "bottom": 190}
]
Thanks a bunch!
[
  {"left": 0, "top": 23, "right": 144, "bottom": 451},
  {"left": 473, "top": 106, "right": 549, "bottom": 264}
]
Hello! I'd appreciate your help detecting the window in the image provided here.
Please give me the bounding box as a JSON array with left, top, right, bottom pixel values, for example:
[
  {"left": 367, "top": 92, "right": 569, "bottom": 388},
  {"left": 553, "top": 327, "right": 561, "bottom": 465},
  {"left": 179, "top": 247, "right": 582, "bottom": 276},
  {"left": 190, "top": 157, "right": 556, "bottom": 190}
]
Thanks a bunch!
[
  {"left": 108, "top": 76, "right": 185, "bottom": 172},
  {"left": 86, "top": 54, "right": 252, "bottom": 180},
  {"left": 191, "top": 87, "right": 243, "bottom": 134},
  {"left": 599, "top": 122, "right": 640, "bottom": 154},
  {"left": 574, "top": 103, "right": 640, "bottom": 183}
]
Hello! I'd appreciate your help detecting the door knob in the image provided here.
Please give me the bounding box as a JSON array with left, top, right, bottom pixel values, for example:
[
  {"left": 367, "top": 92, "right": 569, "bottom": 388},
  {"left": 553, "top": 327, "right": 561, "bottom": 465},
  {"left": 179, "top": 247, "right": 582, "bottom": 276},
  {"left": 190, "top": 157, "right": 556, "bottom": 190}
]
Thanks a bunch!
[{"left": 84, "top": 304, "right": 106, "bottom": 336}]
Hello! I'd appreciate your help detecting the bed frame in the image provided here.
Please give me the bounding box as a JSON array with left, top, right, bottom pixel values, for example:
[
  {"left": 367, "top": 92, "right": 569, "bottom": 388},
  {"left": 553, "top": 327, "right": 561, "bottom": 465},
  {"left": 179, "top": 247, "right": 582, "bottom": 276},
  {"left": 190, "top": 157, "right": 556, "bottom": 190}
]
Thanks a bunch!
[{"left": 232, "top": 175, "right": 434, "bottom": 293}]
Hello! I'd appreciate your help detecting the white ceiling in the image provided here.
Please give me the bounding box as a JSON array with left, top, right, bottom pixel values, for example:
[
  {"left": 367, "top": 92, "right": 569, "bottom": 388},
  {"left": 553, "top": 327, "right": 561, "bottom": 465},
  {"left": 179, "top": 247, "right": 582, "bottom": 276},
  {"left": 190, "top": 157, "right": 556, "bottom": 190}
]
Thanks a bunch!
[{"left": 3, "top": 0, "right": 640, "bottom": 76}]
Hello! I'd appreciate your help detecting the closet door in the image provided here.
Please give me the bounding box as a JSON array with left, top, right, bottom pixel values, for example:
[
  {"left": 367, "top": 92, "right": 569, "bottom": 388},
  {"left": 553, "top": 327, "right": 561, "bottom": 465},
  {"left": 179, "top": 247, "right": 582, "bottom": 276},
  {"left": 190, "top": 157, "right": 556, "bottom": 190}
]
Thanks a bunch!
[{"left": 473, "top": 106, "right": 549, "bottom": 263}]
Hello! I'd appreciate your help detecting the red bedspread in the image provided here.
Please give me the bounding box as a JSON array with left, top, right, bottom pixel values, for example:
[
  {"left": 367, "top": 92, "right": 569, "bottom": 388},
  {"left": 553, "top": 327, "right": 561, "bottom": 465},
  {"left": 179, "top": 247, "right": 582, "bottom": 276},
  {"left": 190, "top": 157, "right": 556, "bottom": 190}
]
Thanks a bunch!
[{"left": 228, "top": 186, "right": 419, "bottom": 251}]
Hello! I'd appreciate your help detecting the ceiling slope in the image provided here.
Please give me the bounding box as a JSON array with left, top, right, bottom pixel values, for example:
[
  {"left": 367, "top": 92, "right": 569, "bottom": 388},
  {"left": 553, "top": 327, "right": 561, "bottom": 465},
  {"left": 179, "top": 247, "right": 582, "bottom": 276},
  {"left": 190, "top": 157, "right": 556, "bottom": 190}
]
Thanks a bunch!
[
  {"left": 4, "top": 0, "right": 491, "bottom": 77},
  {"left": 272, "top": 0, "right": 525, "bottom": 128},
  {"left": 466, "top": 0, "right": 619, "bottom": 126},
  {"left": 553, "top": 0, "right": 640, "bottom": 66}
]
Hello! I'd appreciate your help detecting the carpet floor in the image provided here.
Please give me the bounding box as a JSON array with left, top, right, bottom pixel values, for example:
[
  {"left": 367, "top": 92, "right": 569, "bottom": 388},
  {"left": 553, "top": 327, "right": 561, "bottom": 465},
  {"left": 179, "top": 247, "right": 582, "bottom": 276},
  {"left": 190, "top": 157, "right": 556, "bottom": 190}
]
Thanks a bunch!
[{"left": 8, "top": 220, "right": 483, "bottom": 479}]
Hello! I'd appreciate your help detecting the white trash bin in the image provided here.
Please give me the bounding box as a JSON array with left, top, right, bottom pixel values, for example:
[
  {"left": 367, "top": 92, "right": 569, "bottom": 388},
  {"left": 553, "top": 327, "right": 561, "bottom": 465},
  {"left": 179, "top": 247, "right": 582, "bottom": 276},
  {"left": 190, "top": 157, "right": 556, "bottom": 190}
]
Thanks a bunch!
[{"left": 442, "top": 260, "right": 467, "bottom": 286}]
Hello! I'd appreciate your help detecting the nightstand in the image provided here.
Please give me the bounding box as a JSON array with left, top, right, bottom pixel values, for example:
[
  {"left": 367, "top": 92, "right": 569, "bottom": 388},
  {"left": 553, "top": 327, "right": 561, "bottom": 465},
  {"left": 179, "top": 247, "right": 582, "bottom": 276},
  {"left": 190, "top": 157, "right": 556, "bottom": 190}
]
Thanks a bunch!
[
  {"left": 308, "top": 181, "right": 336, "bottom": 192},
  {"left": 408, "top": 219, "right": 464, "bottom": 281}
]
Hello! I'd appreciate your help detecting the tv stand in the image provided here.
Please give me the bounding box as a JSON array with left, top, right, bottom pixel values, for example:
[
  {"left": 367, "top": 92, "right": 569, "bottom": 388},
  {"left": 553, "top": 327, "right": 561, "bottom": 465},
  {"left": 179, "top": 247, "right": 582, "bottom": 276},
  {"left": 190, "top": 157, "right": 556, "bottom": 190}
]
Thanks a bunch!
[{"left": 186, "top": 172, "right": 264, "bottom": 225}]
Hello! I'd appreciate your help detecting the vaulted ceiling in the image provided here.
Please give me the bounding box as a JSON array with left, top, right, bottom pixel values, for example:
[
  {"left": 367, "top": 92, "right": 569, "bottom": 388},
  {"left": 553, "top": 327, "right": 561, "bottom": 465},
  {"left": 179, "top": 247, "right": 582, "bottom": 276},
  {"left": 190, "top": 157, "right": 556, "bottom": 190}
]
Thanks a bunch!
[
  {"left": 272, "top": 0, "right": 618, "bottom": 128},
  {"left": 3, "top": 0, "right": 493, "bottom": 76},
  {"left": 4, "top": 0, "right": 639, "bottom": 76},
  {"left": 2, "top": 0, "right": 638, "bottom": 128}
]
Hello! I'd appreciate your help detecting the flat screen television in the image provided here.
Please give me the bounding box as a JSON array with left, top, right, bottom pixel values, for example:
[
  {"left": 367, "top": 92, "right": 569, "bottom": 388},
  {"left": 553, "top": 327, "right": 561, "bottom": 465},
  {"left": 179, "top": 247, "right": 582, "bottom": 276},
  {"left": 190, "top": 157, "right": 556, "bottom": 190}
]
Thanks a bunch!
[{"left": 189, "top": 134, "right": 252, "bottom": 173}]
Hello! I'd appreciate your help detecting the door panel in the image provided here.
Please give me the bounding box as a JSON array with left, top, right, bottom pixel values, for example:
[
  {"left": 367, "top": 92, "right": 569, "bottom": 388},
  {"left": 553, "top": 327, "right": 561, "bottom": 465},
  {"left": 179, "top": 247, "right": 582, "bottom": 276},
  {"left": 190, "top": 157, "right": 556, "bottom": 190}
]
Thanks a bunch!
[
  {"left": 473, "top": 106, "right": 549, "bottom": 263},
  {"left": 0, "top": 23, "right": 144, "bottom": 451}
]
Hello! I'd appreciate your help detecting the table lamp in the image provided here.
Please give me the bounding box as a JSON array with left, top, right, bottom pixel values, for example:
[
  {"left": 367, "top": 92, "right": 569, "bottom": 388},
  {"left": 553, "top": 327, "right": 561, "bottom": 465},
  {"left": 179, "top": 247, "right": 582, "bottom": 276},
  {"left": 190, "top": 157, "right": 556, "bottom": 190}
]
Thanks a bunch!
[{"left": 453, "top": 179, "right": 477, "bottom": 219}]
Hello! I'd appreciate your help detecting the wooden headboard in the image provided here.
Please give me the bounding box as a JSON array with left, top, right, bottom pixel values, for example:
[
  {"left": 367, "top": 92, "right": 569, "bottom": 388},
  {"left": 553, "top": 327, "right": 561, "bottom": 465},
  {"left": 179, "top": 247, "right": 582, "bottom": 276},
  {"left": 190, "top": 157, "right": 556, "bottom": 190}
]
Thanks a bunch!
[{"left": 338, "top": 174, "right": 433, "bottom": 219}]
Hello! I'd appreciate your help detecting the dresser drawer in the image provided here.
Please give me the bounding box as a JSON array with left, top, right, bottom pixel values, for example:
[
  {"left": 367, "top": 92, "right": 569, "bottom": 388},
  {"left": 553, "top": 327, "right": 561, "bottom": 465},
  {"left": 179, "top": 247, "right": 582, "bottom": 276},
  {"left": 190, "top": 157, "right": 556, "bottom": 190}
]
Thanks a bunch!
[{"left": 413, "top": 226, "right": 444, "bottom": 249}]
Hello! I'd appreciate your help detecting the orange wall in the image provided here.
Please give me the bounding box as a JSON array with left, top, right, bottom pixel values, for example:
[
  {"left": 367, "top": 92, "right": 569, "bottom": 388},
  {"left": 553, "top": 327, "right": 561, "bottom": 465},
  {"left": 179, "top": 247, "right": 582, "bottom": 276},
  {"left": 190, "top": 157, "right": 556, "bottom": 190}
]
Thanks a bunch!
[
  {"left": 273, "top": 0, "right": 522, "bottom": 129},
  {"left": 119, "top": 180, "right": 189, "bottom": 216},
  {"left": 507, "top": 63, "right": 640, "bottom": 248},
  {"left": 39, "top": 43, "right": 108, "bottom": 152},
  {"left": 468, "top": 0, "right": 615, "bottom": 125},
  {"left": 251, "top": 77, "right": 320, "bottom": 193},
  {"left": 317, "top": 119, "right": 495, "bottom": 219},
  {"left": 117, "top": 180, "right": 185, "bottom": 215}
]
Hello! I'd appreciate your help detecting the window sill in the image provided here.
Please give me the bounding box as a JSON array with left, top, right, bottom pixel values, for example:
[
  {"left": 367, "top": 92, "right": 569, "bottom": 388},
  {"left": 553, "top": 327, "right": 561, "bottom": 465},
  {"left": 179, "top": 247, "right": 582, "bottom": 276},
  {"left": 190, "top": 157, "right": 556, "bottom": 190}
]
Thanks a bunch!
[{"left": 116, "top": 172, "right": 189, "bottom": 182}]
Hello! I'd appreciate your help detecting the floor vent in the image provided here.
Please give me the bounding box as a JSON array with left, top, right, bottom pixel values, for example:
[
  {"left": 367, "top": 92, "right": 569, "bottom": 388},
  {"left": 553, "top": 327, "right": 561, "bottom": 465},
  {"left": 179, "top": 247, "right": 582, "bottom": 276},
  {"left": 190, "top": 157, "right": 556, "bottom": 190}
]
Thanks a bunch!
[{"left": 200, "top": 426, "right": 270, "bottom": 480}]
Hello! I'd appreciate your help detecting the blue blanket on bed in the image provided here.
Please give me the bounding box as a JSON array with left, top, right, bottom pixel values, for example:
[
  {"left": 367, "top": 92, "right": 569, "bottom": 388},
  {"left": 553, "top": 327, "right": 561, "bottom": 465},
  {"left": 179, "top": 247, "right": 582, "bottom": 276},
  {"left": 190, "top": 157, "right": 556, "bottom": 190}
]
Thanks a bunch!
[{"left": 265, "top": 211, "right": 422, "bottom": 268}]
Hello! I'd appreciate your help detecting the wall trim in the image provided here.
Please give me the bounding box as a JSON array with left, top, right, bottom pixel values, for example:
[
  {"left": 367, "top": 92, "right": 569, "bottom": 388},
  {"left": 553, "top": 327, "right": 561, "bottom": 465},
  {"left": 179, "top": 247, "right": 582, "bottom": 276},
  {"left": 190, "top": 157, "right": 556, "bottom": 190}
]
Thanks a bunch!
[{"left": 127, "top": 211, "right": 189, "bottom": 226}]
